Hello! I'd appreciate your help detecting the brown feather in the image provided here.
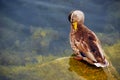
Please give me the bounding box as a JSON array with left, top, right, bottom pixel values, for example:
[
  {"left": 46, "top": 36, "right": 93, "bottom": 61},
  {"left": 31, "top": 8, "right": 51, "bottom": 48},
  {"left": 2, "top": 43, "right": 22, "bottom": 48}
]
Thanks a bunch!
[
  {"left": 69, "top": 10, "right": 109, "bottom": 67},
  {"left": 70, "top": 23, "right": 104, "bottom": 63}
]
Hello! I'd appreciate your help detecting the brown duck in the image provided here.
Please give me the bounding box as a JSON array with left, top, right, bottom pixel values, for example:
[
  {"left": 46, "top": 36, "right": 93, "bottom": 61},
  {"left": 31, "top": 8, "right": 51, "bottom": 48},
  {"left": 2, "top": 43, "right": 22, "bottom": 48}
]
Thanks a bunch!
[{"left": 68, "top": 10, "right": 109, "bottom": 67}]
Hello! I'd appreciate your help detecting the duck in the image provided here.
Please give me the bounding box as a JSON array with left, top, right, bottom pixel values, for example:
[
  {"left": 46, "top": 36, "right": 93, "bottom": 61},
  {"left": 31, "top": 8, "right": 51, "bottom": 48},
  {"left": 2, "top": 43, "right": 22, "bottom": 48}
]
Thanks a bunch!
[{"left": 68, "top": 10, "right": 109, "bottom": 67}]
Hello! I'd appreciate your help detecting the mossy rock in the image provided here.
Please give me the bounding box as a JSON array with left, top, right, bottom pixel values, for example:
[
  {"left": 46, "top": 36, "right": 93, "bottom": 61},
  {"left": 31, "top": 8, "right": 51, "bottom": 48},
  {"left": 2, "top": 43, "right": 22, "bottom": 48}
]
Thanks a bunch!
[
  {"left": 1, "top": 57, "right": 119, "bottom": 80},
  {"left": 37, "top": 57, "right": 119, "bottom": 80},
  {"left": 68, "top": 57, "right": 119, "bottom": 80}
]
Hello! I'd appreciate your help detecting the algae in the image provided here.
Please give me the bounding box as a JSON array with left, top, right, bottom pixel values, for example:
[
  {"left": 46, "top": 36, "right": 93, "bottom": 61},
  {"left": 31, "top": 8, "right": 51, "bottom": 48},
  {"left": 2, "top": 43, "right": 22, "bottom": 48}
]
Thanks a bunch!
[
  {"left": 0, "top": 57, "right": 119, "bottom": 80},
  {"left": 69, "top": 57, "right": 119, "bottom": 80}
]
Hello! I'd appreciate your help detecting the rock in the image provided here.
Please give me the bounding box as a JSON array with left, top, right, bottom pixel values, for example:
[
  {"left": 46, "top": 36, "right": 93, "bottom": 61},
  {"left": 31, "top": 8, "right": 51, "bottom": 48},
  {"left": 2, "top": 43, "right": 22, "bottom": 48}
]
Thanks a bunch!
[
  {"left": 37, "top": 57, "right": 119, "bottom": 80},
  {"left": 2, "top": 57, "right": 119, "bottom": 80}
]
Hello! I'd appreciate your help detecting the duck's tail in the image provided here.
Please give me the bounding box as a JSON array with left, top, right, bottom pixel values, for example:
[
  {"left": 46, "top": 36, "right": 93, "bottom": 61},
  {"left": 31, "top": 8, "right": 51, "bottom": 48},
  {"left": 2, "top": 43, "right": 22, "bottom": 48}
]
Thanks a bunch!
[{"left": 94, "top": 59, "right": 109, "bottom": 67}]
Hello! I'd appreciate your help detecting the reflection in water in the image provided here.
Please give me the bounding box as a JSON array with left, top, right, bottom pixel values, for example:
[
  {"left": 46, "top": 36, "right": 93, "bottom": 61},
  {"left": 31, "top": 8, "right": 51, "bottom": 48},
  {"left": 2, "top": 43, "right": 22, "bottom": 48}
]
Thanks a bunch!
[{"left": 68, "top": 57, "right": 119, "bottom": 80}]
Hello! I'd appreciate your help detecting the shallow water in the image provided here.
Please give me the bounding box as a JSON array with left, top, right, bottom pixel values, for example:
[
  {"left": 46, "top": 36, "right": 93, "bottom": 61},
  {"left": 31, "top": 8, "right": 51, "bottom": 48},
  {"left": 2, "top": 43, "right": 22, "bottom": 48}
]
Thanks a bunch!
[
  {"left": 0, "top": 0, "right": 120, "bottom": 80},
  {"left": 33, "top": 57, "right": 120, "bottom": 80},
  {"left": 0, "top": 57, "right": 119, "bottom": 80}
]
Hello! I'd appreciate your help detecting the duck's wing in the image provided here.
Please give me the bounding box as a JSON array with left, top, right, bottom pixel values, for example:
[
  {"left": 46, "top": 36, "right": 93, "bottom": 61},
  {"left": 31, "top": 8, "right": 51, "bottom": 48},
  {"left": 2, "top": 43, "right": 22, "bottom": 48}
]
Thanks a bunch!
[
  {"left": 77, "top": 31, "right": 105, "bottom": 63},
  {"left": 88, "top": 31, "right": 105, "bottom": 59}
]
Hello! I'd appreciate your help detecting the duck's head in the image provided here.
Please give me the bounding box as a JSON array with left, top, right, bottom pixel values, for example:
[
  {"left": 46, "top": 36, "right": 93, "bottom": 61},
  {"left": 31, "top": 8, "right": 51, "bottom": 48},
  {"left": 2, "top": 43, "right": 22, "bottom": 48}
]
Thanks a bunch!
[
  {"left": 68, "top": 10, "right": 85, "bottom": 30},
  {"left": 68, "top": 10, "right": 84, "bottom": 23}
]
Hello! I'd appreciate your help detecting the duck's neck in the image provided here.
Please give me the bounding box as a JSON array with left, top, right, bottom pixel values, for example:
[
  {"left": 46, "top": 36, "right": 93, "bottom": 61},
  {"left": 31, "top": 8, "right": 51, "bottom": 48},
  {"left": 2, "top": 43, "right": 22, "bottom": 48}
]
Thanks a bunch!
[{"left": 77, "top": 23, "right": 85, "bottom": 30}]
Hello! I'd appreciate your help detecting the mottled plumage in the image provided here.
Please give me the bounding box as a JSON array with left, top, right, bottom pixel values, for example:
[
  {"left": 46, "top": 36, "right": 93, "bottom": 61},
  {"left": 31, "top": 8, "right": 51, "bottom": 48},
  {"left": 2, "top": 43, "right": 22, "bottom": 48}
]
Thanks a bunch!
[{"left": 68, "top": 10, "right": 109, "bottom": 67}]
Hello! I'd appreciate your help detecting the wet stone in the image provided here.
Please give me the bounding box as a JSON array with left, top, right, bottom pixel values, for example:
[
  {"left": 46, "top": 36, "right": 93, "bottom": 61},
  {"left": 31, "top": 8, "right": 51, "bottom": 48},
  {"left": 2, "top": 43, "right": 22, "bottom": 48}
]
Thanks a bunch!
[
  {"left": 37, "top": 57, "right": 119, "bottom": 80},
  {"left": 2, "top": 57, "right": 119, "bottom": 80}
]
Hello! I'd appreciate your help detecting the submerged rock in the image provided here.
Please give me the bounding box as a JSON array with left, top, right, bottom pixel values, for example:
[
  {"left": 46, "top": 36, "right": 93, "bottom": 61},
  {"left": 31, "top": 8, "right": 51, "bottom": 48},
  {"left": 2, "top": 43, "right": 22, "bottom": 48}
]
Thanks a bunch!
[
  {"left": 68, "top": 57, "right": 119, "bottom": 80},
  {"left": 37, "top": 57, "right": 119, "bottom": 80},
  {"left": 1, "top": 57, "right": 119, "bottom": 80}
]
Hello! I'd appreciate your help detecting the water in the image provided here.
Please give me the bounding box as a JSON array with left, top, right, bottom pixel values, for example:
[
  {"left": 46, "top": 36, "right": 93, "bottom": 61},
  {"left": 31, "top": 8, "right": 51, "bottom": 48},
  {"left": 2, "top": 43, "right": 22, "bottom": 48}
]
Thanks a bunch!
[{"left": 0, "top": 0, "right": 120, "bottom": 80}]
